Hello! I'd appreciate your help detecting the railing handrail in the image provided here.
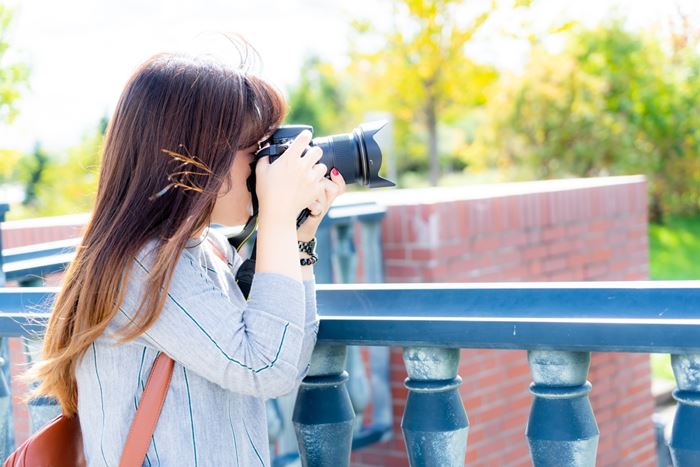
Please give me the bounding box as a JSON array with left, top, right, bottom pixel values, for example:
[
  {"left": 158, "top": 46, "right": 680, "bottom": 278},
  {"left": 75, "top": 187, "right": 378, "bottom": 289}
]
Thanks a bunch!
[
  {"left": 2, "top": 237, "right": 80, "bottom": 263},
  {"left": 4, "top": 281, "right": 700, "bottom": 353},
  {"left": 0, "top": 202, "right": 386, "bottom": 285}
]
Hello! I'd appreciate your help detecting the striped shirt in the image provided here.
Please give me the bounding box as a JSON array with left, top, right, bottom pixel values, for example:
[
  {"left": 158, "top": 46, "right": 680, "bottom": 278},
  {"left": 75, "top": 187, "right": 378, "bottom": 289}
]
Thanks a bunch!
[{"left": 75, "top": 228, "right": 319, "bottom": 466}]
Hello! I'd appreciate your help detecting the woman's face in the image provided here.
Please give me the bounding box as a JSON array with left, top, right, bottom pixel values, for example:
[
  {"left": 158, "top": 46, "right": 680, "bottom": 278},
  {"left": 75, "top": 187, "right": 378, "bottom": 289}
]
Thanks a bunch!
[{"left": 209, "top": 144, "right": 258, "bottom": 227}]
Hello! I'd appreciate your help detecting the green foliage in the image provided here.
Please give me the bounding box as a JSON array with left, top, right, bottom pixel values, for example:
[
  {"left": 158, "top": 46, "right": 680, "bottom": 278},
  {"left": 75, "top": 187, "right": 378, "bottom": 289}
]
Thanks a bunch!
[
  {"left": 8, "top": 119, "right": 105, "bottom": 219},
  {"left": 0, "top": 4, "right": 29, "bottom": 124},
  {"left": 17, "top": 142, "right": 49, "bottom": 207},
  {"left": 348, "top": 0, "right": 504, "bottom": 186},
  {"left": 0, "top": 2, "right": 29, "bottom": 198},
  {"left": 467, "top": 21, "right": 700, "bottom": 221},
  {"left": 0, "top": 148, "right": 20, "bottom": 183},
  {"left": 285, "top": 55, "right": 350, "bottom": 136},
  {"left": 650, "top": 354, "right": 674, "bottom": 382}
]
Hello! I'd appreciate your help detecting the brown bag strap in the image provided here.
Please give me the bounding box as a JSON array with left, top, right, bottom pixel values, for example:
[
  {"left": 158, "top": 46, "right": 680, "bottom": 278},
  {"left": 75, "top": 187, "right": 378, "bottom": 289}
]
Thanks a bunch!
[{"left": 119, "top": 352, "right": 174, "bottom": 467}]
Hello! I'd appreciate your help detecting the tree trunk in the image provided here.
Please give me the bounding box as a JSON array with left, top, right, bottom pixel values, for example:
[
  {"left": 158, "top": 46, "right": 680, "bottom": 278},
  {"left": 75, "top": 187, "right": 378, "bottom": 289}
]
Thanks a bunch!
[
  {"left": 426, "top": 97, "right": 439, "bottom": 187},
  {"left": 650, "top": 191, "right": 664, "bottom": 225}
]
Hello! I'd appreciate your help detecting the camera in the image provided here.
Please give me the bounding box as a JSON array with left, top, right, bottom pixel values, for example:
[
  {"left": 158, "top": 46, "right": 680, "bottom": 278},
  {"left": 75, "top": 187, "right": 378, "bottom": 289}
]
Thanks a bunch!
[
  {"left": 252, "top": 121, "right": 395, "bottom": 189},
  {"left": 233, "top": 121, "right": 396, "bottom": 297}
]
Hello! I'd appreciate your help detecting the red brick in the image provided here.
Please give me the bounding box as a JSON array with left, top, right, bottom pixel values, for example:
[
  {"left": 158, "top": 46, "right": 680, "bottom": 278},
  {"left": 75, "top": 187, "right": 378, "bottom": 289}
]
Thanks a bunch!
[{"left": 4, "top": 180, "right": 654, "bottom": 467}]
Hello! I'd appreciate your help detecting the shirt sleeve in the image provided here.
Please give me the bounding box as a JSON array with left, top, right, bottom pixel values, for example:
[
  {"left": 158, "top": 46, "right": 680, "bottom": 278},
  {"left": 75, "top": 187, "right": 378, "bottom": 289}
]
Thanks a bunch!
[
  {"left": 113, "top": 246, "right": 306, "bottom": 400},
  {"left": 297, "top": 278, "right": 320, "bottom": 382},
  {"left": 217, "top": 228, "right": 319, "bottom": 383}
]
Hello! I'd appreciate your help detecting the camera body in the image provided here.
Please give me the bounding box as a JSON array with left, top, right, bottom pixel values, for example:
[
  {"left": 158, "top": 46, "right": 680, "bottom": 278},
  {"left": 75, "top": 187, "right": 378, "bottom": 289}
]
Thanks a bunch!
[{"left": 243, "top": 121, "right": 395, "bottom": 228}]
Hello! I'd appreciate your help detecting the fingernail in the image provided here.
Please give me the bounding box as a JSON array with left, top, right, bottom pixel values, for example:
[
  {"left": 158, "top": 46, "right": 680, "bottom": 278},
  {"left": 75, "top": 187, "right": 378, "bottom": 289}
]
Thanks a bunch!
[{"left": 331, "top": 168, "right": 340, "bottom": 176}]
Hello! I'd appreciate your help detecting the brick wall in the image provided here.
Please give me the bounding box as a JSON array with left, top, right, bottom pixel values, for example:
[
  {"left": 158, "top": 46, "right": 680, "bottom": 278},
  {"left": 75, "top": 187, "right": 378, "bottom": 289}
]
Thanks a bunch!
[
  {"left": 348, "top": 175, "right": 655, "bottom": 467},
  {"left": 1, "top": 213, "right": 88, "bottom": 248},
  {"left": 1, "top": 176, "right": 656, "bottom": 465}
]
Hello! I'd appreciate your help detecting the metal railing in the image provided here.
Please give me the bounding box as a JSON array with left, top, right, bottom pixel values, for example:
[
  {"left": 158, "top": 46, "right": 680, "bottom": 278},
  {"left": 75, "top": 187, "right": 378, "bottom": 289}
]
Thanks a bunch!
[
  {"left": 0, "top": 202, "right": 390, "bottom": 465},
  {"left": 2, "top": 282, "right": 700, "bottom": 466}
]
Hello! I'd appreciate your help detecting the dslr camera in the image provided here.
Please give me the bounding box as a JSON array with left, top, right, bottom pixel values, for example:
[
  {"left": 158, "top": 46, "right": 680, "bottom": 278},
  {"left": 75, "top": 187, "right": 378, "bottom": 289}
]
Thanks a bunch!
[{"left": 251, "top": 121, "right": 395, "bottom": 191}]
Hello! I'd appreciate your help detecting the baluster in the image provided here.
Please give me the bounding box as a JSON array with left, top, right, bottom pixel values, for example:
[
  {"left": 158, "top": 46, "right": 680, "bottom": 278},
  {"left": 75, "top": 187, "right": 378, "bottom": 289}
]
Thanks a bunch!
[
  {"left": 358, "top": 220, "right": 384, "bottom": 283},
  {"left": 293, "top": 344, "right": 354, "bottom": 466},
  {"left": 23, "top": 333, "right": 61, "bottom": 432},
  {"left": 266, "top": 398, "right": 283, "bottom": 461},
  {"left": 401, "top": 347, "right": 468, "bottom": 466},
  {"left": 0, "top": 342, "right": 12, "bottom": 459},
  {"left": 269, "top": 391, "right": 300, "bottom": 465},
  {"left": 347, "top": 346, "right": 370, "bottom": 432},
  {"left": 526, "top": 351, "right": 599, "bottom": 466},
  {"left": 333, "top": 223, "right": 355, "bottom": 283},
  {"left": 669, "top": 353, "right": 700, "bottom": 466},
  {"left": 314, "top": 222, "right": 333, "bottom": 284},
  {"left": 27, "top": 393, "right": 61, "bottom": 433}
]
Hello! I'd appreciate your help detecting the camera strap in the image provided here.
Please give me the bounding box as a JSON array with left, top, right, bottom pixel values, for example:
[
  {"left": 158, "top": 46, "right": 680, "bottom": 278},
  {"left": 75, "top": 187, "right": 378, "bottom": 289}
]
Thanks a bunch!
[{"left": 227, "top": 215, "right": 257, "bottom": 300}]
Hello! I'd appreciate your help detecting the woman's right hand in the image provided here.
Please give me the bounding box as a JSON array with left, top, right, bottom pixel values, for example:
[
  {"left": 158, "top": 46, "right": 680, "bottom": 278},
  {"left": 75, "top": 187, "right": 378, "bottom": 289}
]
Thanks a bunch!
[{"left": 254, "top": 130, "right": 327, "bottom": 224}]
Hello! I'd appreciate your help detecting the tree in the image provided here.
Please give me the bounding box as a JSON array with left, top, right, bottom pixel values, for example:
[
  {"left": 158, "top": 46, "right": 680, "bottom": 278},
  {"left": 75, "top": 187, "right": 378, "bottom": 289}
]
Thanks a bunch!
[
  {"left": 0, "top": 3, "right": 29, "bottom": 200},
  {"left": 10, "top": 118, "right": 106, "bottom": 219},
  {"left": 348, "top": 0, "right": 509, "bottom": 186},
  {"left": 0, "top": 4, "right": 29, "bottom": 125},
  {"left": 19, "top": 142, "right": 49, "bottom": 207},
  {"left": 35, "top": 118, "right": 106, "bottom": 216},
  {"left": 285, "top": 55, "right": 349, "bottom": 136},
  {"left": 468, "top": 20, "right": 700, "bottom": 222}
]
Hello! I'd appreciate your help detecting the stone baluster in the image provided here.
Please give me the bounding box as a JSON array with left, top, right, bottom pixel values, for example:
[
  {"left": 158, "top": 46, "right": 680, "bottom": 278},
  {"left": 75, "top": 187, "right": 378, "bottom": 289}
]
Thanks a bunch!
[
  {"left": 346, "top": 346, "right": 370, "bottom": 433},
  {"left": 333, "top": 223, "right": 356, "bottom": 283},
  {"left": 27, "top": 393, "right": 61, "bottom": 433},
  {"left": 23, "top": 319, "right": 61, "bottom": 432},
  {"left": 669, "top": 354, "right": 700, "bottom": 466},
  {"left": 358, "top": 220, "right": 384, "bottom": 283},
  {"left": 401, "top": 347, "right": 468, "bottom": 466},
  {"left": 526, "top": 351, "right": 599, "bottom": 466},
  {"left": 313, "top": 222, "right": 333, "bottom": 283},
  {"left": 0, "top": 343, "right": 12, "bottom": 459},
  {"left": 266, "top": 398, "right": 283, "bottom": 459},
  {"left": 293, "top": 344, "right": 355, "bottom": 466}
]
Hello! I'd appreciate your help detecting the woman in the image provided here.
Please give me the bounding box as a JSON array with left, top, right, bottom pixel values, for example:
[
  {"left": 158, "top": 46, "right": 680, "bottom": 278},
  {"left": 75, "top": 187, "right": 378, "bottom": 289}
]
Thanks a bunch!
[{"left": 31, "top": 52, "right": 345, "bottom": 466}]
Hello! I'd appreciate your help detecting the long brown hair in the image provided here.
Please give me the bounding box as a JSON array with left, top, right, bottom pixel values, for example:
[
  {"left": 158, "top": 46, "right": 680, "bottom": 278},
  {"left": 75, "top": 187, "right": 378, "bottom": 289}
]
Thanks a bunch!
[{"left": 31, "top": 52, "right": 286, "bottom": 415}]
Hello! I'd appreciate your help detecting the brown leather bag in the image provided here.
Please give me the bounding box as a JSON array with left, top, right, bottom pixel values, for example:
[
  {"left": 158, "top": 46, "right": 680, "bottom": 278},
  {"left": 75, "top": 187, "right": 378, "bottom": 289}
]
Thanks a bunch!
[{"left": 4, "top": 353, "right": 174, "bottom": 467}]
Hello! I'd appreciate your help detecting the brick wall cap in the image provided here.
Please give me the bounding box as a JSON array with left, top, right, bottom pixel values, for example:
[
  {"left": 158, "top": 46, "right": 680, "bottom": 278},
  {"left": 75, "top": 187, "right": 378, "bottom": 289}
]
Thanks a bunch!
[
  {"left": 1, "top": 213, "right": 90, "bottom": 230},
  {"left": 336, "top": 175, "right": 646, "bottom": 206}
]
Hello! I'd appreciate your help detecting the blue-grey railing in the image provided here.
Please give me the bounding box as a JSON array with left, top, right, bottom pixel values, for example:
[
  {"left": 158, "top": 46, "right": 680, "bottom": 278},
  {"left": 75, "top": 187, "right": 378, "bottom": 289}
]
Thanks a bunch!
[
  {"left": 2, "top": 282, "right": 700, "bottom": 466},
  {"left": 0, "top": 202, "right": 390, "bottom": 464},
  {"left": 0, "top": 204, "right": 13, "bottom": 454},
  {"left": 2, "top": 238, "right": 78, "bottom": 285}
]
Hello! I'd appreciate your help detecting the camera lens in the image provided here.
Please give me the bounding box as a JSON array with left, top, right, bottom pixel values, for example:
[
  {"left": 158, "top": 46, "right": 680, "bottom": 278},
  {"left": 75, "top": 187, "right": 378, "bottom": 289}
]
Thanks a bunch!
[
  {"left": 313, "top": 121, "right": 395, "bottom": 188},
  {"left": 261, "top": 121, "right": 395, "bottom": 188}
]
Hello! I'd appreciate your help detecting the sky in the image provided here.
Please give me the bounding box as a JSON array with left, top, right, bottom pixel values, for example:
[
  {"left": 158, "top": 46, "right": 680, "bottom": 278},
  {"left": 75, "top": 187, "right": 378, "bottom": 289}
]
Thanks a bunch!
[{"left": 2, "top": 0, "right": 699, "bottom": 153}]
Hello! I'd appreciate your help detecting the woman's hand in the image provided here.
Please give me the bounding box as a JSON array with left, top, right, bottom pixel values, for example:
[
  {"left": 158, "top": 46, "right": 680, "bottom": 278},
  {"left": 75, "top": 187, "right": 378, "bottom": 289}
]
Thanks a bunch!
[
  {"left": 297, "top": 168, "right": 346, "bottom": 242},
  {"left": 254, "top": 130, "right": 328, "bottom": 281},
  {"left": 255, "top": 130, "right": 327, "bottom": 224}
]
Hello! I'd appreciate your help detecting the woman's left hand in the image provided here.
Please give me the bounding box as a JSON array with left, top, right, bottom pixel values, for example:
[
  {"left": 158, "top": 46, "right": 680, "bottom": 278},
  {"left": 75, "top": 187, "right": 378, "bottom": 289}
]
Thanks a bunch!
[{"left": 297, "top": 167, "right": 346, "bottom": 242}]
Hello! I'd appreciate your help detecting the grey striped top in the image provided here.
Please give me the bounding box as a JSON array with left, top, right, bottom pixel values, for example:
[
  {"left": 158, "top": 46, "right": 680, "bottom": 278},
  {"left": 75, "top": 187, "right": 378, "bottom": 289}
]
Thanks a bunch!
[{"left": 75, "top": 228, "right": 319, "bottom": 466}]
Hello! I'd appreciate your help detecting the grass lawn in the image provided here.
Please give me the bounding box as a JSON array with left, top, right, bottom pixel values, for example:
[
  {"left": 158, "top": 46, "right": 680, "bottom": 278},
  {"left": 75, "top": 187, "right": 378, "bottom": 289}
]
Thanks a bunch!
[
  {"left": 649, "top": 215, "right": 700, "bottom": 381},
  {"left": 649, "top": 215, "right": 700, "bottom": 280}
]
